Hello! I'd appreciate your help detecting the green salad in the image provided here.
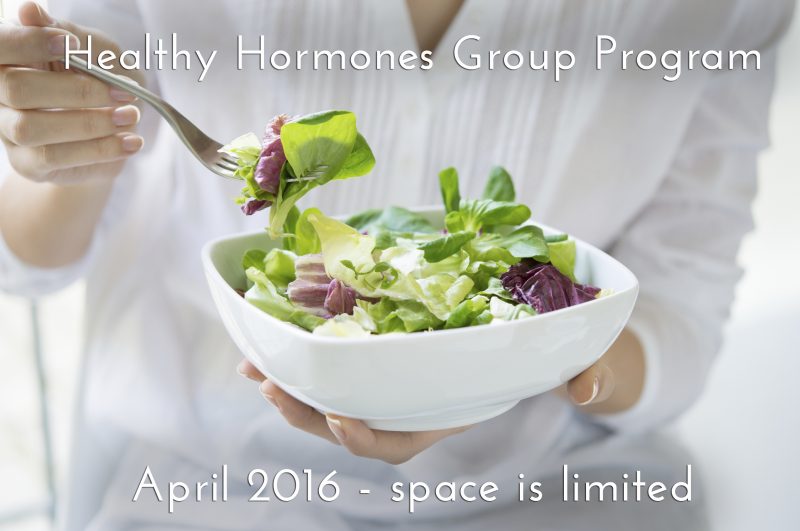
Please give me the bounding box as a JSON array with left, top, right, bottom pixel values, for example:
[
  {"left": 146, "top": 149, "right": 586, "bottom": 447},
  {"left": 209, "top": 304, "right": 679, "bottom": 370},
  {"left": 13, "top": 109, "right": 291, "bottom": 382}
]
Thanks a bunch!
[{"left": 221, "top": 110, "right": 603, "bottom": 337}]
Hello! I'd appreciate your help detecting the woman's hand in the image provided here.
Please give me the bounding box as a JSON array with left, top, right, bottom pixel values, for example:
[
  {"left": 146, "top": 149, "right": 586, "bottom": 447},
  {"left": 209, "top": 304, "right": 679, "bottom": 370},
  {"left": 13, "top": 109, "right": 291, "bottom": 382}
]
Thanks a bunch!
[
  {"left": 237, "top": 359, "right": 469, "bottom": 465},
  {"left": 563, "top": 329, "right": 646, "bottom": 414},
  {"left": 237, "top": 329, "right": 642, "bottom": 463},
  {"left": 0, "top": 2, "right": 144, "bottom": 186},
  {"left": 0, "top": 2, "right": 146, "bottom": 268}
]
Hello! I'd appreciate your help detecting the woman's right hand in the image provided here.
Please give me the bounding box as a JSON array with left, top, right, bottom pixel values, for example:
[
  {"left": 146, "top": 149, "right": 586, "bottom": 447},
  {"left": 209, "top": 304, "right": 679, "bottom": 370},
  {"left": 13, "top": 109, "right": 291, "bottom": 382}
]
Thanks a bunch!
[{"left": 0, "top": 1, "right": 144, "bottom": 186}]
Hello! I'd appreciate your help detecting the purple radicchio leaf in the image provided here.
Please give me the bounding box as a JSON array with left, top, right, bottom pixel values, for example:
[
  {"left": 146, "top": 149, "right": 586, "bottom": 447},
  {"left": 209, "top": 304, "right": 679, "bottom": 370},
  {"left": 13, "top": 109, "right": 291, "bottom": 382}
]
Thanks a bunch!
[
  {"left": 286, "top": 278, "right": 332, "bottom": 318},
  {"left": 500, "top": 260, "right": 600, "bottom": 314},
  {"left": 241, "top": 198, "right": 270, "bottom": 215},
  {"left": 287, "top": 254, "right": 369, "bottom": 317},
  {"left": 287, "top": 254, "right": 331, "bottom": 317},
  {"left": 253, "top": 114, "right": 290, "bottom": 194},
  {"left": 324, "top": 279, "right": 357, "bottom": 316},
  {"left": 293, "top": 253, "right": 330, "bottom": 284}
]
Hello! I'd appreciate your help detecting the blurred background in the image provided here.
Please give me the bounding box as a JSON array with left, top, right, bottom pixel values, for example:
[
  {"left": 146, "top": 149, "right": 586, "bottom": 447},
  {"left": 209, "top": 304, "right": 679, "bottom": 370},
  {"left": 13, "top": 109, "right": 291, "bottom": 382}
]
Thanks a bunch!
[{"left": 0, "top": 1, "right": 798, "bottom": 530}]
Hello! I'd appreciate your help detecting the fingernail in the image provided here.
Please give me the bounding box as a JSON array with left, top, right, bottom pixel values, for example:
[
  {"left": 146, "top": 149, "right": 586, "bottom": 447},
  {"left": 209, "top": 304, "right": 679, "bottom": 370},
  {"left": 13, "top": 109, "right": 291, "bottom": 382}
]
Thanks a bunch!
[
  {"left": 262, "top": 393, "right": 278, "bottom": 408},
  {"left": 259, "top": 381, "right": 280, "bottom": 410},
  {"left": 111, "top": 105, "right": 139, "bottom": 127},
  {"left": 121, "top": 135, "right": 143, "bottom": 153},
  {"left": 235, "top": 360, "right": 248, "bottom": 377},
  {"left": 48, "top": 34, "right": 79, "bottom": 56},
  {"left": 326, "top": 416, "right": 347, "bottom": 441},
  {"left": 109, "top": 88, "right": 137, "bottom": 103},
  {"left": 576, "top": 376, "right": 600, "bottom": 406}
]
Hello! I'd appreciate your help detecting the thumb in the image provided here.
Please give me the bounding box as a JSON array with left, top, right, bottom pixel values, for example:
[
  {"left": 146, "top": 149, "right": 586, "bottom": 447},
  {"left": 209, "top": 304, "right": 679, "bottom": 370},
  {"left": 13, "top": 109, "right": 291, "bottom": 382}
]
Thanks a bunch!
[
  {"left": 18, "top": 2, "right": 56, "bottom": 28},
  {"left": 567, "top": 362, "right": 615, "bottom": 407},
  {"left": 19, "top": 2, "right": 83, "bottom": 39},
  {"left": 18, "top": 2, "right": 83, "bottom": 72}
]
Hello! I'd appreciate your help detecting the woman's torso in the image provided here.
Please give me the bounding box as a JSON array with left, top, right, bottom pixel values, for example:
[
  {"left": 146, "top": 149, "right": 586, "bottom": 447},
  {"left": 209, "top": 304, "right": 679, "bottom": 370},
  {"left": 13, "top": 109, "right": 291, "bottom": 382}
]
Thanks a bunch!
[{"left": 59, "top": 0, "right": 744, "bottom": 528}]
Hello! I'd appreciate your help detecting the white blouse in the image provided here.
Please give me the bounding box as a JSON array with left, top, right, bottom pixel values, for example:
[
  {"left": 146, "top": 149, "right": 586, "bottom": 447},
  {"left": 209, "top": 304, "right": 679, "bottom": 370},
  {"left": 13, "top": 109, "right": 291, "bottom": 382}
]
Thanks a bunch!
[{"left": 0, "top": 0, "right": 791, "bottom": 529}]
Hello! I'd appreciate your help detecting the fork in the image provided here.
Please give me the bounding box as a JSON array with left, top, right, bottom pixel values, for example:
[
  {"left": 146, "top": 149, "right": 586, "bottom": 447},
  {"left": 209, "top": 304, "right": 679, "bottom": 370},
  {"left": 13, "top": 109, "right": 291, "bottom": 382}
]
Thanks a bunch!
[
  {"left": 0, "top": 16, "right": 239, "bottom": 178},
  {"left": 64, "top": 56, "right": 240, "bottom": 178}
]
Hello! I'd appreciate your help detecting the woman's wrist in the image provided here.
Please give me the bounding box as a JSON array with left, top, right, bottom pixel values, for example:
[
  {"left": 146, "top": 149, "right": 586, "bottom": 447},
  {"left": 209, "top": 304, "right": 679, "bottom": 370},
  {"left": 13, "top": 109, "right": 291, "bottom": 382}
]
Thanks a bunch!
[{"left": 0, "top": 170, "right": 115, "bottom": 268}]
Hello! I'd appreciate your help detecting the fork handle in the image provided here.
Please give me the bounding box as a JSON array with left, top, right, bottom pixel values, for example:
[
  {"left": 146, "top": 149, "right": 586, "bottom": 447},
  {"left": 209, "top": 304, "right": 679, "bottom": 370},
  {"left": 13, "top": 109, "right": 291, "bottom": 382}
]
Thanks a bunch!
[{"left": 65, "top": 56, "right": 181, "bottom": 117}]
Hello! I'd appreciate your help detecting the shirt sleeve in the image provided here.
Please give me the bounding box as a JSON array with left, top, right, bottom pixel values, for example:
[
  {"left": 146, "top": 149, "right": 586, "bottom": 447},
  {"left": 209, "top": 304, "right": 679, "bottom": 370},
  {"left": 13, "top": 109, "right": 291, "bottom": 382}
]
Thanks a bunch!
[
  {"left": 589, "top": 9, "right": 791, "bottom": 432},
  {"left": 0, "top": 0, "right": 160, "bottom": 298}
]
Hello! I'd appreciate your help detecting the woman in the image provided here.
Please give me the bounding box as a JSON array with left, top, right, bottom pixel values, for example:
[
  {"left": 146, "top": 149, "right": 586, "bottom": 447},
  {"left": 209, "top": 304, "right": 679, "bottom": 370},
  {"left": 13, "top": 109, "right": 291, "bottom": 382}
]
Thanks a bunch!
[{"left": 0, "top": 0, "right": 791, "bottom": 529}]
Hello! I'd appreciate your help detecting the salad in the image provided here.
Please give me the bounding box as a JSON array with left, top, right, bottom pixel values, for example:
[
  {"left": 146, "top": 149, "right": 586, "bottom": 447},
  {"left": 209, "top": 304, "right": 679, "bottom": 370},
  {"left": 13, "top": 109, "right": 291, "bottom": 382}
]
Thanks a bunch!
[{"left": 221, "top": 110, "right": 604, "bottom": 337}]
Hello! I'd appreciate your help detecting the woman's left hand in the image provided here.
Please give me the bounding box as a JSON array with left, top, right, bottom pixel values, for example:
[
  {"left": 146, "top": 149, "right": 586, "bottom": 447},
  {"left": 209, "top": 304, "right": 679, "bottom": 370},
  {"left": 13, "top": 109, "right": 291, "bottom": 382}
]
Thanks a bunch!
[
  {"left": 563, "top": 329, "right": 646, "bottom": 414},
  {"left": 237, "top": 359, "right": 469, "bottom": 464}
]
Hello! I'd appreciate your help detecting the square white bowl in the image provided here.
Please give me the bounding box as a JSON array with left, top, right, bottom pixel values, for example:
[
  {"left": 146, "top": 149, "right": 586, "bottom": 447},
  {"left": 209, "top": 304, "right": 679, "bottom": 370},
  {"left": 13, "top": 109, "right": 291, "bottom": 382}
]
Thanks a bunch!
[{"left": 202, "top": 207, "right": 638, "bottom": 431}]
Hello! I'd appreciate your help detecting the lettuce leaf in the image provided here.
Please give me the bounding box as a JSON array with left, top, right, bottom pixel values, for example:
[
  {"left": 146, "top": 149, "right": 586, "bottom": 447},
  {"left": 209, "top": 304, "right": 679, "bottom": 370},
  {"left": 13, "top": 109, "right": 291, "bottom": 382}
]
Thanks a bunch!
[
  {"left": 418, "top": 230, "right": 476, "bottom": 263},
  {"left": 547, "top": 238, "right": 577, "bottom": 281},
  {"left": 465, "top": 260, "right": 511, "bottom": 292},
  {"left": 222, "top": 134, "right": 274, "bottom": 214},
  {"left": 346, "top": 206, "right": 437, "bottom": 234},
  {"left": 308, "top": 211, "right": 472, "bottom": 320},
  {"left": 438, "top": 166, "right": 530, "bottom": 233},
  {"left": 268, "top": 111, "right": 374, "bottom": 237},
  {"left": 224, "top": 111, "right": 375, "bottom": 238},
  {"left": 489, "top": 297, "right": 536, "bottom": 321},
  {"left": 346, "top": 206, "right": 438, "bottom": 250},
  {"left": 478, "top": 277, "right": 515, "bottom": 301},
  {"left": 458, "top": 199, "right": 531, "bottom": 232},
  {"left": 306, "top": 209, "right": 380, "bottom": 289},
  {"left": 467, "top": 225, "right": 549, "bottom": 265},
  {"left": 438, "top": 167, "right": 461, "bottom": 214},
  {"left": 445, "top": 296, "right": 490, "bottom": 329},
  {"left": 357, "top": 299, "right": 443, "bottom": 333},
  {"left": 244, "top": 267, "right": 324, "bottom": 331},
  {"left": 313, "top": 314, "right": 371, "bottom": 337},
  {"left": 263, "top": 249, "right": 297, "bottom": 290},
  {"left": 242, "top": 249, "right": 267, "bottom": 275},
  {"left": 293, "top": 208, "right": 323, "bottom": 255},
  {"left": 482, "top": 166, "right": 516, "bottom": 202}
]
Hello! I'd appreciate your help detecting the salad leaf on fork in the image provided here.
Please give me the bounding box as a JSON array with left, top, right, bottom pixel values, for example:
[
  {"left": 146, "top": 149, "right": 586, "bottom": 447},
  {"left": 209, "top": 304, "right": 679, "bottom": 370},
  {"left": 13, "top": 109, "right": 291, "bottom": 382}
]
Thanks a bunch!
[{"left": 221, "top": 110, "right": 375, "bottom": 237}]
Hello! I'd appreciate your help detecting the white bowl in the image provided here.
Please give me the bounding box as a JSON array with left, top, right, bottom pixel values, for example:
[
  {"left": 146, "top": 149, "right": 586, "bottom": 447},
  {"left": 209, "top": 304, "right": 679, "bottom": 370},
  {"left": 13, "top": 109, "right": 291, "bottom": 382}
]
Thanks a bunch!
[{"left": 202, "top": 207, "right": 638, "bottom": 431}]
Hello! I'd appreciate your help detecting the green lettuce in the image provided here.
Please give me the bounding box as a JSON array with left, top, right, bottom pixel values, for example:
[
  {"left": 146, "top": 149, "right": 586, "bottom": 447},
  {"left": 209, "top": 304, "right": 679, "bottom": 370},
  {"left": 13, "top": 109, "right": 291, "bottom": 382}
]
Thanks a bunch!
[
  {"left": 289, "top": 208, "right": 323, "bottom": 255},
  {"left": 307, "top": 210, "right": 472, "bottom": 320},
  {"left": 312, "top": 313, "right": 372, "bottom": 337},
  {"left": 244, "top": 267, "right": 324, "bottom": 331},
  {"left": 438, "top": 167, "right": 462, "bottom": 214},
  {"left": 467, "top": 225, "right": 549, "bottom": 265},
  {"left": 439, "top": 167, "right": 531, "bottom": 234},
  {"left": 482, "top": 166, "right": 516, "bottom": 202},
  {"left": 242, "top": 249, "right": 267, "bottom": 276},
  {"left": 224, "top": 110, "right": 375, "bottom": 238},
  {"left": 445, "top": 296, "right": 490, "bottom": 329},
  {"left": 345, "top": 206, "right": 436, "bottom": 234},
  {"left": 489, "top": 296, "right": 536, "bottom": 321},
  {"left": 346, "top": 206, "right": 438, "bottom": 250},
  {"left": 268, "top": 111, "right": 375, "bottom": 237},
  {"left": 418, "top": 230, "right": 476, "bottom": 263},
  {"left": 263, "top": 249, "right": 296, "bottom": 290},
  {"left": 220, "top": 134, "right": 267, "bottom": 209},
  {"left": 478, "top": 277, "right": 515, "bottom": 301},
  {"left": 357, "top": 299, "right": 443, "bottom": 333},
  {"left": 547, "top": 238, "right": 577, "bottom": 281}
]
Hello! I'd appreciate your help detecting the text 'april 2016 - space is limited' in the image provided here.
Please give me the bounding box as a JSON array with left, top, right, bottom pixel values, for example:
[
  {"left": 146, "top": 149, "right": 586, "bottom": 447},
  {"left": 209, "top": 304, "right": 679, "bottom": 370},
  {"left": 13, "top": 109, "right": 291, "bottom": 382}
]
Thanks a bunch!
[{"left": 132, "top": 464, "right": 693, "bottom": 515}]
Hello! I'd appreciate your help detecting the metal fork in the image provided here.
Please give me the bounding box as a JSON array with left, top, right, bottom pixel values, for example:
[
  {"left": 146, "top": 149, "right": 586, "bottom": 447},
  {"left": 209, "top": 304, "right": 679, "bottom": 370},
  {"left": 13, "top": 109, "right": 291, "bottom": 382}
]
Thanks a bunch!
[
  {"left": 0, "top": 16, "right": 239, "bottom": 178},
  {"left": 64, "top": 57, "right": 240, "bottom": 178}
]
